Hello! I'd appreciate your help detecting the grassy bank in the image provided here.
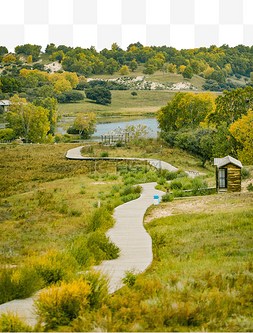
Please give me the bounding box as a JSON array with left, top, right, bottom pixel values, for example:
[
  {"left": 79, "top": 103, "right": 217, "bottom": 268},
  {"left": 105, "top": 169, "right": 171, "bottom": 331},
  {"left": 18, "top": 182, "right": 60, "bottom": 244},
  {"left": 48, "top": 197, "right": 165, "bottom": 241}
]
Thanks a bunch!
[{"left": 68, "top": 192, "right": 253, "bottom": 332}]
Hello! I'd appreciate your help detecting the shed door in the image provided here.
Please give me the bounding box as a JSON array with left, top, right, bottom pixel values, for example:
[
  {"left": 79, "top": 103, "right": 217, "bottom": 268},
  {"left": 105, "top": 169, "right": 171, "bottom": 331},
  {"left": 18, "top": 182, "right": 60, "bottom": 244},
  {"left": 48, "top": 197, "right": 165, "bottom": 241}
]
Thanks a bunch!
[{"left": 219, "top": 168, "right": 227, "bottom": 188}]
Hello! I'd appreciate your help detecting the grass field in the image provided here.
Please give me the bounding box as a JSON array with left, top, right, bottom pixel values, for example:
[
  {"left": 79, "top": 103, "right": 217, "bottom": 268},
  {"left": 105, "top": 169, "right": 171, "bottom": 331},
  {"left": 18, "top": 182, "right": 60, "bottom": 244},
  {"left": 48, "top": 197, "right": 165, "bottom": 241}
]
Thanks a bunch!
[
  {"left": 58, "top": 90, "right": 175, "bottom": 119},
  {"left": 0, "top": 140, "right": 213, "bottom": 266}
]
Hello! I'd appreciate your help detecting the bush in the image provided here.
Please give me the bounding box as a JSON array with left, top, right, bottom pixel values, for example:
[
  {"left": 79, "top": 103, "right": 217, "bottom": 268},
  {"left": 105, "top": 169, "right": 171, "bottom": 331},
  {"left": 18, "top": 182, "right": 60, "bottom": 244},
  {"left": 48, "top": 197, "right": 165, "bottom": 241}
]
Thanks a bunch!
[
  {"left": 170, "top": 179, "right": 183, "bottom": 190},
  {"left": 101, "top": 151, "right": 109, "bottom": 157},
  {"left": 88, "top": 207, "right": 115, "bottom": 232},
  {"left": 87, "top": 232, "right": 120, "bottom": 263},
  {"left": 30, "top": 250, "right": 78, "bottom": 286},
  {"left": 0, "top": 128, "right": 15, "bottom": 141},
  {"left": 157, "top": 177, "right": 166, "bottom": 185},
  {"left": 85, "top": 87, "right": 111, "bottom": 105},
  {"left": 241, "top": 168, "right": 250, "bottom": 179},
  {"left": 0, "top": 266, "right": 43, "bottom": 305},
  {"left": 165, "top": 171, "right": 178, "bottom": 180},
  {"left": 34, "top": 277, "right": 91, "bottom": 328},
  {"left": 82, "top": 270, "right": 109, "bottom": 308},
  {"left": 122, "top": 270, "right": 137, "bottom": 287},
  {"left": 161, "top": 193, "right": 174, "bottom": 202},
  {"left": 247, "top": 183, "right": 253, "bottom": 191},
  {"left": 0, "top": 313, "right": 32, "bottom": 332}
]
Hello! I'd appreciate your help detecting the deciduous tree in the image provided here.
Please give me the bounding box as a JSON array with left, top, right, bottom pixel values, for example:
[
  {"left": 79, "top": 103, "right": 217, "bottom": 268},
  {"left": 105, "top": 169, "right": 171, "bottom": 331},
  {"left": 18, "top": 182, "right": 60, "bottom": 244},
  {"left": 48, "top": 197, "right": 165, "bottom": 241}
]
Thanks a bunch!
[{"left": 229, "top": 109, "right": 253, "bottom": 164}]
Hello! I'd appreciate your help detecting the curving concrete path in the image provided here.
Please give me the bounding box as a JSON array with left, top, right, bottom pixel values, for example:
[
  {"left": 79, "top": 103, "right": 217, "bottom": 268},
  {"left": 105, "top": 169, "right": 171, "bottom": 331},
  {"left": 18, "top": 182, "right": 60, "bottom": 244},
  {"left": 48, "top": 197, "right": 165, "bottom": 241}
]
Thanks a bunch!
[
  {"left": 0, "top": 146, "right": 171, "bottom": 326},
  {"left": 66, "top": 145, "right": 178, "bottom": 172},
  {"left": 93, "top": 182, "right": 165, "bottom": 293}
]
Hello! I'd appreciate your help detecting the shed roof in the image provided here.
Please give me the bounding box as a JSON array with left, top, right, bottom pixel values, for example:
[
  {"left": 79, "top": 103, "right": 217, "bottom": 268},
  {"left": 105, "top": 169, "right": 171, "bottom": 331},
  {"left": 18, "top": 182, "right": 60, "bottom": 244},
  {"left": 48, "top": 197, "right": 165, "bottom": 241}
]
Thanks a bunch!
[
  {"left": 214, "top": 155, "right": 243, "bottom": 168},
  {"left": 102, "top": 126, "right": 128, "bottom": 136}
]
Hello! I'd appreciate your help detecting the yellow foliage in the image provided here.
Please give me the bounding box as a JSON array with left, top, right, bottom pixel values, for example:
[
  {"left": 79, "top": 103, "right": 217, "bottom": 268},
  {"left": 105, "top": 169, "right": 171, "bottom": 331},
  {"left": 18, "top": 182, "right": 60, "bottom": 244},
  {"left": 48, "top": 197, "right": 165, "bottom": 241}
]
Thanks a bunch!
[
  {"left": 178, "top": 65, "right": 186, "bottom": 74},
  {"left": 229, "top": 109, "right": 253, "bottom": 165},
  {"left": 35, "top": 277, "right": 91, "bottom": 328},
  {"left": 29, "top": 249, "right": 78, "bottom": 285},
  {"left": 2, "top": 54, "right": 16, "bottom": 62},
  {"left": 53, "top": 78, "right": 72, "bottom": 94},
  {"left": 63, "top": 71, "right": 79, "bottom": 88},
  {"left": 167, "top": 63, "right": 177, "bottom": 73},
  {"left": 27, "top": 55, "right": 33, "bottom": 63},
  {"left": 203, "top": 65, "right": 214, "bottom": 79},
  {"left": 120, "top": 65, "right": 130, "bottom": 75}
]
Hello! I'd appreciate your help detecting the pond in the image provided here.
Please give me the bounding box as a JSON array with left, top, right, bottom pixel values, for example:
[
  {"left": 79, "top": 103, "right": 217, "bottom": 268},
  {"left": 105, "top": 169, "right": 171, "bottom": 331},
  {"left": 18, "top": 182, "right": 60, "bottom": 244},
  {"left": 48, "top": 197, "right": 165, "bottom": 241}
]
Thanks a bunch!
[{"left": 56, "top": 118, "right": 159, "bottom": 138}]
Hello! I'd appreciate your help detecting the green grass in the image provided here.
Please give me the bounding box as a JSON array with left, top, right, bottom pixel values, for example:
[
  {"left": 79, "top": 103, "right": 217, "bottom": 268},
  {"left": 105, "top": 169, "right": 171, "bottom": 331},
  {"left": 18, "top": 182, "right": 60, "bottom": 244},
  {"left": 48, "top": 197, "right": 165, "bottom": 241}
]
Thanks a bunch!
[
  {"left": 69, "top": 192, "right": 253, "bottom": 332},
  {"left": 58, "top": 90, "right": 175, "bottom": 119}
]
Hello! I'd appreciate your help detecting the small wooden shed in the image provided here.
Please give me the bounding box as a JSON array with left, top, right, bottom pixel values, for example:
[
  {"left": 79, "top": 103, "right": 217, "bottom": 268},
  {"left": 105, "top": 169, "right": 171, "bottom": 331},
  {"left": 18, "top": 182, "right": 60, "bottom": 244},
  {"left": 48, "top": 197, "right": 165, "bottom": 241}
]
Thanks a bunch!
[{"left": 214, "top": 155, "right": 243, "bottom": 192}]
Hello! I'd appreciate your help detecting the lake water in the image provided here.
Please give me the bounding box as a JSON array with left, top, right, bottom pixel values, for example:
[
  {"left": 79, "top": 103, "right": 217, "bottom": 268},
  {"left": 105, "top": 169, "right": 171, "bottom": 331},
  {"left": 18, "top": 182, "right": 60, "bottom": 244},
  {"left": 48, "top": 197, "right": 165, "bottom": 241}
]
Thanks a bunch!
[
  {"left": 93, "top": 118, "right": 159, "bottom": 138},
  {"left": 56, "top": 117, "right": 159, "bottom": 138}
]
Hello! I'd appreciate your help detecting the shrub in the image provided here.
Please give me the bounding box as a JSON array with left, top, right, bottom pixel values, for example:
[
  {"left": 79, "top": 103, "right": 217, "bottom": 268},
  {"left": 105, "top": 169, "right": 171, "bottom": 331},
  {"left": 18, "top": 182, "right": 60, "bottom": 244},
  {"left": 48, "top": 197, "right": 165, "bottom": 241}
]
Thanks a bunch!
[
  {"left": 157, "top": 177, "right": 166, "bottom": 185},
  {"left": 0, "top": 266, "right": 43, "bottom": 305},
  {"left": 88, "top": 207, "right": 115, "bottom": 232},
  {"left": 30, "top": 250, "right": 78, "bottom": 286},
  {"left": 120, "top": 184, "right": 133, "bottom": 196},
  {"left": 87, "top": 232, "right": 120, "bottom": 263},
  {"left": 82, "top": 270, "right": 109, "bottom": 308},
  {"left": 0, "top": 313, "right": 32, "bottom": 332},
  {"left": 170, "top": 179, "right": 183, "bottom": 190},
  {"left": 242, "top": 168, "right": 250, "bottom": 179},
  {"left": 34, "top": 277, "right": 91, "bottom": 328},
  {"left": 161, "top": 193, "right": 174, "bottom": 202},
  {"left": 122, "top": 270, "right": 137, "bottom": 287},
  {"left": 191, "top": 177, "right": 208, "bottom": 195},
  {"left": 121, "top": 193, "right": 140, "bottom": 203},
  {"left": 247, "top": 183, "right": 253, "bottom": 191},
  {"left": 101, "top": 151, "right": 109, "bottom": 157},
  {"left": 133, "top": 185, "right": 142, "bottom": 194},
  {"left": 165, "top": 171, "right": 178, "bottom": 180}
]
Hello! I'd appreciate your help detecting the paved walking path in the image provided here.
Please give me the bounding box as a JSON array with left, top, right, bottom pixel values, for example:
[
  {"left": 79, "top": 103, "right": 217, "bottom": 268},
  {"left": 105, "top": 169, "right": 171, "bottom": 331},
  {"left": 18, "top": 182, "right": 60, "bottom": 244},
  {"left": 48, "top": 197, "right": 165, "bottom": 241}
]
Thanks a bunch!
[
  {"left": 0, "top": 146, "right": 172, "bottom": 326},
  {"left": 66, "top": 146, "right": 178, "bottom": 172},
  {"left": 93, "top": 182, "right": 165, "bottom": 293}
]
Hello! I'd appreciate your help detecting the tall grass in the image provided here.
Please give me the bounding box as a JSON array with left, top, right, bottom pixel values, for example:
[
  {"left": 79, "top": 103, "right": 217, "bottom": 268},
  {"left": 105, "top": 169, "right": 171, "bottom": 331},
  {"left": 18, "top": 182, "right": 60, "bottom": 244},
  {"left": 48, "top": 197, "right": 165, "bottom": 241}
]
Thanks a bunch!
[{"left": 69, "top": 204, "right": 253, "bottom": 332}]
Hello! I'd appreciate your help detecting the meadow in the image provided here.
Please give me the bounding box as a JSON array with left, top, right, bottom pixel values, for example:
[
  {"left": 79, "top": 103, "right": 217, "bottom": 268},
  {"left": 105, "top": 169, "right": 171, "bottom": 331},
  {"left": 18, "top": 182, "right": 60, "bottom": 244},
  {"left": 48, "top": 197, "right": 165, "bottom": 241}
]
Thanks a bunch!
[{"left": 0, "top": 140, "right": 252, "bottom": 332}]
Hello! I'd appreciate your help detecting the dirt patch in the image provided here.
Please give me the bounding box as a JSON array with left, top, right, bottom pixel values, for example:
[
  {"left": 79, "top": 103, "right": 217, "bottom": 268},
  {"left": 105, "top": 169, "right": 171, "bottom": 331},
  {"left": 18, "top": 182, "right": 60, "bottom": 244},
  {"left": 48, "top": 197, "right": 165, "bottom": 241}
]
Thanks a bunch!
[
  {"left": 44, "top": 61, "right": 62, "bottom": 73},
  {"left": 144, "top": 191, "right": 253, "bottom": 223}
]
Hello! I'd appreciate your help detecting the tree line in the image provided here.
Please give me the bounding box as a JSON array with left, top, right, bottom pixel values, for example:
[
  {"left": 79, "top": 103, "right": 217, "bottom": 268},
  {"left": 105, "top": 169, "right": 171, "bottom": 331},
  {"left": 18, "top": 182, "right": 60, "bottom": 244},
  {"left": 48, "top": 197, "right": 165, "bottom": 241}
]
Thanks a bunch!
[{"left": 2, "top": 43, "right": 253, "bottom": 83}]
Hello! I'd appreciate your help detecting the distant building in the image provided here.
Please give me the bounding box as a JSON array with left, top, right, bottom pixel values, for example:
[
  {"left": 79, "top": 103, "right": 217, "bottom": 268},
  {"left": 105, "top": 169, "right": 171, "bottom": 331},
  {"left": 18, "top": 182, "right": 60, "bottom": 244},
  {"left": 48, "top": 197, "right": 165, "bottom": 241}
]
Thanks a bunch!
[
  {"left": 0, "top": 100, "right": 10, "bottom": 113},
  {"left": 214, "top": 155, "right": 242, "bottom": 192}
]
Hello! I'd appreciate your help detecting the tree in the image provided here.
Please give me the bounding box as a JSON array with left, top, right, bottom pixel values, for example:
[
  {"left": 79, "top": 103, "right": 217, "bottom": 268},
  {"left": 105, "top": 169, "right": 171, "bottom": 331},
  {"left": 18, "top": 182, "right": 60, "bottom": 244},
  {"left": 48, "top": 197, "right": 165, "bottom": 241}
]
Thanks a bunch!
[
  {"left": 120, "top": 65, "right": 129, "bottom": 75},
  {"left": 229, "top": 110, "right": 253, "bottom": 164},
  {"left": 33, "top": 97, "right": 58, "bottom": 135},
  {"left": 143, "top": 58, "right": 157, "bottom": 75},
  {"left": 131, "top": 91, "right": 137, "bottom": 97},
  {"left": 69, "top": 112, "right": 97, "bottom": 138},
  {"left": 0, "top": 77, "right": 22, "bottom": 93},
  {"left": 129, "top": 59, "right": 138, "bottom": 72},
  {"left": 53, "top": 79, "right": 72, "bottom": 94},
  {"left": 167, "top": 63, "right": 177, "bottom": 73},
  {"left": 157, "top": 92, "right": 215, "bottom": 132},
  {"left": 6, "top": 95, "right": 50, "bottom": 143},
  {"left": 182, "top": 66, "right": 193, "bottom": 79},
  {"left": 56, "top": 91, "right": 84, "bottom": 103},
  {"left": 2, "top": 54, "right": 16, "bottom": 62},
  {"left": 105, "top": 58, "right": 118, "bottom": 75},
  {"left": 207, "top": 86, "right": 253, "bottom": 126},
  {"left": 0, "top": 46, "right": 8, "bottom": 55},
  {"left": 85, "top": 87, "right": 111, "bottom": 105},
  {"left": 27, "top": 55, "right": 33, "bottom": 63},
  {"left": 125, "top": 124, "right": 152, "bottom": 140}
]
